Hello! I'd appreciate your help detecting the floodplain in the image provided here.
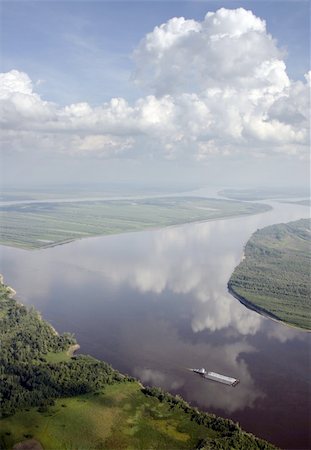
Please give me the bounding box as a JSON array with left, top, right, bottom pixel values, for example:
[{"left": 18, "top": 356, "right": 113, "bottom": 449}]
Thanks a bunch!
[{"left": 0, "top": 197, "right": 269, "bottom": 249}]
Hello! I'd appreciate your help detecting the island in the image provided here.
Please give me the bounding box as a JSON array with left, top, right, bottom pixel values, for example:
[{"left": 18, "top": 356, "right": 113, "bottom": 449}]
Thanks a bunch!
[
  {"left": 228, "top": 219, "right": 310, "bottom": 331},
  {"left": 0, "top": 196, "right": 270, "bottom": 250},
  {"left": 0, "top": 278, "right": 276, "bottom": 449}
]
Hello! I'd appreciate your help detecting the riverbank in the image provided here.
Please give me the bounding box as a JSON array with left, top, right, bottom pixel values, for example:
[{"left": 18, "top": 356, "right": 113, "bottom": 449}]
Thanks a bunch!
[
  {"left": 0, "top": 274, "right": 16, "bottom": 298},
  {"left": 0, "top": 277, "right": 277, "bottom": 449},
  {"left": 67, "top": 343, "right": 80, "bottom": 357},
  {"left": 228, "top": 219, "right": 310, "bottom": 331},
  {"left": 228, "top": 285, "right": 311, "bottom": 333},
  {"left": 0, "top": 196, "right": 271, "bottom": 250},
  {"left": 228, "top": 285, "right": 288, "bottom": 326}
]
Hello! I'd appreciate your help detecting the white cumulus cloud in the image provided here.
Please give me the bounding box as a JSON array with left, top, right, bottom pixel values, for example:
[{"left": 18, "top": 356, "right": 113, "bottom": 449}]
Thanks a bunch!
[
  {"left": 0, "top": 8, "right": 309, "bottom": 160},
  {"left": 133, "top": 7, "right": 287, "bottom": 95}
]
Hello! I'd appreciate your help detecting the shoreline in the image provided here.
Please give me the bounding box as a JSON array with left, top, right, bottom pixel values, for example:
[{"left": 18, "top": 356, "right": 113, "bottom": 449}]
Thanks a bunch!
[
  {"left": 0, "top": 274, "right": 17, "bottom": 298},
  {"left": 227, "top": 218, "right": 311, "bottom": 333},
  {"left": 228, "top": 284, "right": 311, "bottom": 333},
  {"left": 0, "top": 275, "right": 281, "bottom": 449},
  {"left": 0, "top": 203, "right": 272, "bottom": 252},
  {"left": 67, "top": 344, "right": 80, "bottom": 357}
]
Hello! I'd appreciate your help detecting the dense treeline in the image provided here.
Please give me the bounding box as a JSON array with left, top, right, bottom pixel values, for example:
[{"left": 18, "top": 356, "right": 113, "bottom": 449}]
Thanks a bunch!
[
  {"left": 229, "top": 219, "right": 310, "bottom": 330},
  {"left": 0, "top": 283, "right": 127, "bottom": 417},
  {"left": 142, "top": 387, "right": 274, "bottom": 449}
]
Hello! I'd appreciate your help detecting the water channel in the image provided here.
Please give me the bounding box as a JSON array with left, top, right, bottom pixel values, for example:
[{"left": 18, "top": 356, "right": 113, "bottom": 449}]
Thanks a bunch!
[{"left": 0, "top": 196, "right": 310, "bottom": 448}]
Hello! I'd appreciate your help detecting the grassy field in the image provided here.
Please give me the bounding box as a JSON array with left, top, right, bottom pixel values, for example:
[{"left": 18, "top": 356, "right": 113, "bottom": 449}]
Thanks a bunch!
[
  {"left": 44, "top": 350, "right": 72, "bottom": 364},
  {"left": 228, "top": 219, "right": 310, "bottom": 330},
  {"left": 0, "top": 197, "right": 270, "bottom": 249},
  {"left": 0, "top": 382, "right": 221, "bottom": 450},
  {"left": 0, "top": 384, "right": 277, "bottom": 450},
  {"left": 0, "top": 184, "right": 194, "bottom": 202}
]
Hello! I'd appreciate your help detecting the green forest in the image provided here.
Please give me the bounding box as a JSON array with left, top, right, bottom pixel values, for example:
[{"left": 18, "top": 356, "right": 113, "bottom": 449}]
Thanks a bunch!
[
  {"left": 0, "top": 279, "right": 277, "bottom": 449},
  {"left": 229, "top": 219, "right": 310, "bottom": 330}
]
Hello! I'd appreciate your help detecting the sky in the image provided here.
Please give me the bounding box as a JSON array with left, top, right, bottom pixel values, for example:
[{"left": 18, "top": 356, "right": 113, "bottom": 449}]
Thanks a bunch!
[{"left": 0, "top": 0, "right": 310, "bottom": 188}]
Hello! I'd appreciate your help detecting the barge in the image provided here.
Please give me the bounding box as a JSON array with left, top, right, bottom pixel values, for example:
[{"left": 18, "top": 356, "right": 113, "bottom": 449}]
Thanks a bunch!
[{"left": 190, "top": 368, "right": 239, "bottom": 387}]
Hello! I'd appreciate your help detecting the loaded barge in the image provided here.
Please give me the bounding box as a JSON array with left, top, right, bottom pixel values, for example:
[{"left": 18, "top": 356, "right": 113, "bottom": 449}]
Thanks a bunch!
[{"left": 190, "top": 368, "right": 239, "bottom": 387}]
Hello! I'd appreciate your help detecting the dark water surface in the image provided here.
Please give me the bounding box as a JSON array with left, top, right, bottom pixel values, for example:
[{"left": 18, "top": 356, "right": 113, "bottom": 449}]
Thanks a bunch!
[{"left": 0, "top": 199, "right": 310, "bottom": 449}]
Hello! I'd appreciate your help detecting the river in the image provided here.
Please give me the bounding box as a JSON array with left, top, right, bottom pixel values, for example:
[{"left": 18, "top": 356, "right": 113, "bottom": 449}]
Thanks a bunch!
[{"left": 0, "top": 196, "right": 310, "bottom": 449}]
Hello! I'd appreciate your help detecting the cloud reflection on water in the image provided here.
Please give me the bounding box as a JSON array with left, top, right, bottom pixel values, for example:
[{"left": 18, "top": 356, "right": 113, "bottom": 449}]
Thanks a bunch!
[
  {"left": 1, "top": 201, "right": 309, "bottom": 344},
  {"left": 0, "top": 201, "right": 309, "bottom": 417},
  {"left": 129, "top": 316, "right": 265, "bottom": 414},
  {"left": 52, "top": 202, "right": 308, "bottom": 341}
]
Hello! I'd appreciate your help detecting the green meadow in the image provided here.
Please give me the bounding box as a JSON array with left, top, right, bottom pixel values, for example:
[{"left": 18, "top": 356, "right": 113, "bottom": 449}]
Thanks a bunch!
[
  {"left": 0, "top": 197, "right": 270, "bottom": 249},
  {"left": 0, "top": 382, "right": 219, "bottom": 450},
  {"left": 0, "top": 382, "right": 277, "bottom": 450}
]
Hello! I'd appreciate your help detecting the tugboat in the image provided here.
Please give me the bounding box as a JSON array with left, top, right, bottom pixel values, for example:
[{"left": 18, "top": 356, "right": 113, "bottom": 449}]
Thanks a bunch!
[
  {"left": 190, "top": 368, "right": 239, "bottom": 387},
  {"left": 192, "top": 368, "right": 206, "bottom": 375}
]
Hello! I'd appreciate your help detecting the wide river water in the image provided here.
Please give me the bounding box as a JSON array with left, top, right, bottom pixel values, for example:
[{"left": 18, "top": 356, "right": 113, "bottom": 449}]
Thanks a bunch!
[{"left": 0, "top": 195, "right": 310, "bottom": 449}]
